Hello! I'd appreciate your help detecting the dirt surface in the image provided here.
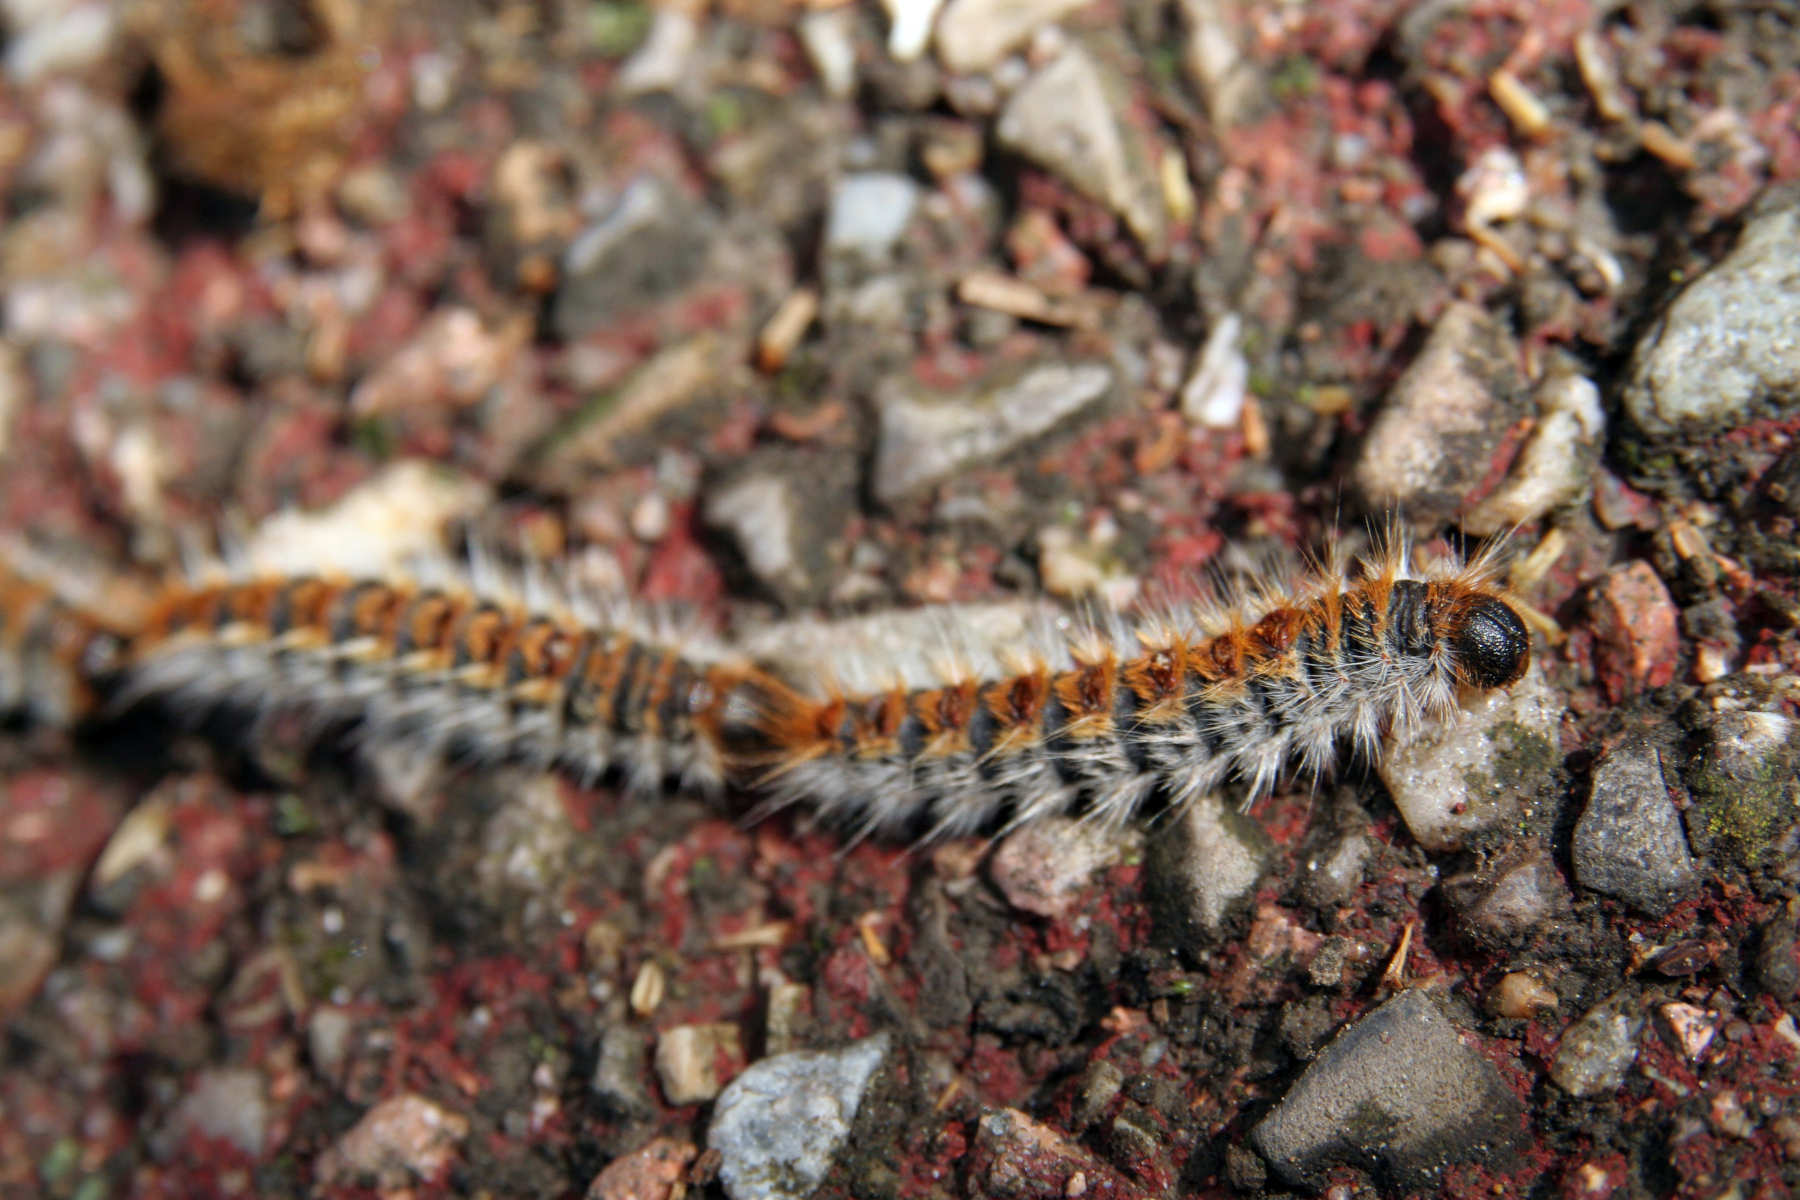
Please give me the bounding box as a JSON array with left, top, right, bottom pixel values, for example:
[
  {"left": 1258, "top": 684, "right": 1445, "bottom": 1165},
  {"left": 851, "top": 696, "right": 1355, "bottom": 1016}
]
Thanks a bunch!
[{"left": 2, "top": 1, "right": 1799, "bottom": 1197}]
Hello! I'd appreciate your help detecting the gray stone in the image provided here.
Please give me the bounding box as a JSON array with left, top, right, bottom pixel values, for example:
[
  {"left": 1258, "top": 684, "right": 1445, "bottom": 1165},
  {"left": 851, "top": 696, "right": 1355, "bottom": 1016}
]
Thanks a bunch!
[
  {"left": 1550, "top": 996, "right": 1643, "bottom": 1096},
  {"left": 1352, "top": 301, "right": 1530, "bottom": 524},
  {"left": 553, "top": 177, "right": 715, "bottom": 341},
  {"left": 1378, "top": 666, "right": 1562, "bottom": 852},
  {"left": 703, "top": 450, "right": 856, "bottom": 606},
  {"left": 474, "top": 773, "right": 574, "bottom": 921},
  {"left": 592, "top": 1025, "right": 657, "bottom": 1121},
  {"left": 871, "top": 360, "right": 1112, "bottom": 502},
  {"left": 307, "top": 1006, "right": 356, "bottom": 1081},
  {"left": 824, "top": 173, "right": 921, "bottom": 260},
  {"left": 1249, "top": 989, "right": 1524, "bottom": 1190},
  {"left": 706, "top": 474, "right": 807, "bottom": 599},
  {"left": 1572, "top": 740, "right": 1699, "bottom": 915},
  {"left": 1145, "top": 793, "right": 1272, "bottom": 947},
  {"left": 1300, "top": 830, "right": 1370, "bottom": 908},
  {"left": 1446, "top": 845, "right": 1571, "bottom": 947},
  {"left": 708, "top": 1034, "right": 891, "bottom": 1200},
  {"left": 995, "top": 45, "right": 1167, "bottom": 251},
  {"left": 1623, "top": 193, "right": 1800, "bottom": 436}
]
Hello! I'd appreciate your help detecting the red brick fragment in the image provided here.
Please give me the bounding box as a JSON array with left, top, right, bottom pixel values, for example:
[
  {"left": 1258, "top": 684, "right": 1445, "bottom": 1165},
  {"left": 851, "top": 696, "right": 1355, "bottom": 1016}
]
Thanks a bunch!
[{"left": 1589, "top": 561, "right": 1679, "bottom": 702}]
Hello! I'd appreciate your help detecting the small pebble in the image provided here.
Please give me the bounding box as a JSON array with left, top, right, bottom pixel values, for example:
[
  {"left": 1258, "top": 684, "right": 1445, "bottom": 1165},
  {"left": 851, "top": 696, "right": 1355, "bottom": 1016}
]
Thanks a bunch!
[
  {"left": 1682, "top": 709, "right": 1800, "bottom": 869},
  {"left": 1448, "top": 845, "right": 1571, "bottom": 946},
  {"left": 1658, "top": 1002, "right": 1717, "bottom": 1062},
  {"left": 1623, "top": 194, "right": 1800, "bottom": 436},
  {"left": 1551, "top": 998, "right": 1643, "bottom": 1096},
  {"left": 995, "top": 45, "right": 1166, "bottom": 250},
  {"left": 972, "top": 1108, "right": 1130, "bottom": 1200},
  {"left": 592, "top": 1026, "right": 657, "bottom": 1121},
  {"left": 1462, "top": 371, "right": 1605, "bottom": 535},
  {"left": 1352, "top": 301, "right": 1529, "bottom": 524},
  {"left": 655, "top": 1022, "right": 745, "bottom": 1105},
  {"left": 824, "top": 173, "right": 921, "bottom": 260},
  {"left": 1179, "top": 312, "right": 1248, "bottom": 430},
  {"left": 935, "top": 0, "right": 1090, "bottom": 73},
  {"left": 1588, "top": 562, "right": 1680, "bottom": 702},
  {"left": 158, "top": 1068, "right": 270, "bottom": 1158},
  {"left": 1378, "top": 667, "right": 1561, "bottom": 852},
  {"left": 314, "top": 1093, "right": 469, "bottom": 1188},
  {"left": 587, "top": 1137, "right": 698, "bottom": 1200},
  {"left": 871, "top": 360, "right": 1112, "bottom": 502},
  {"left": 1491, "top": 972, "right": 1558, "bottom": 1019},
  {"left": 881, "top": 0, "right": 947, "bottom": 62},
  {"left": 798, "top": 9, "right": 858, "bottom": 98},
  {"left": 989, "top": 817, "right": 1131, "bottom": 919}
]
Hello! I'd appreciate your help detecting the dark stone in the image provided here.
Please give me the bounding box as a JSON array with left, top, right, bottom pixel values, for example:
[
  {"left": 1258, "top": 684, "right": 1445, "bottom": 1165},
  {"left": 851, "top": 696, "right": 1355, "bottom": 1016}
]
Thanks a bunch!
[{"left": 1249, "top": 989, "right": 1524, "bottom": 1191}]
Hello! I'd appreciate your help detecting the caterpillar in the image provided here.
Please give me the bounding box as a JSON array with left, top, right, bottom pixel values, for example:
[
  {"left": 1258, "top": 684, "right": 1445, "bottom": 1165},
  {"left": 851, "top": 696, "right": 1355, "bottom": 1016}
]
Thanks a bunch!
[{"left": 0, "top": 532, "right": 1530, "bottom": 841}]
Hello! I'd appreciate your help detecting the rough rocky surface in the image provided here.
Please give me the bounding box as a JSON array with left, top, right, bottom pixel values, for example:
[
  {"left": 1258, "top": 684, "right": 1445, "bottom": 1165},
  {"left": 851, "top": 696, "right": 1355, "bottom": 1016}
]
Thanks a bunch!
[{"left": 1249, "top": 989, "right": 1525, "bottom": 1190}]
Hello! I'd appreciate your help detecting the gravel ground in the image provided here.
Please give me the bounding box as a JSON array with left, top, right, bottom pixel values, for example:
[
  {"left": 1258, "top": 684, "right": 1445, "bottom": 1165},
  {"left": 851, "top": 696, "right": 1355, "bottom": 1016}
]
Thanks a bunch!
[{"left": 2, "top": 1, "right": 1799, "bottom": 1197}]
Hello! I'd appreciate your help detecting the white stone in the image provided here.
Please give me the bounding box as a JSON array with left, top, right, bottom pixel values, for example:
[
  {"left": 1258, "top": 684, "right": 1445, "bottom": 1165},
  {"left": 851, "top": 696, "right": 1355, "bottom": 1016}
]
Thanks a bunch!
[
  {"left": 1379, "top": 666, "right": 1561, "bottom": 853},
  {"left": 709, "top": 1035, "right": 891, "bottom": 1200},
  {"left": 1180, "top": 313, "right": 1248, "bottom": 429}
]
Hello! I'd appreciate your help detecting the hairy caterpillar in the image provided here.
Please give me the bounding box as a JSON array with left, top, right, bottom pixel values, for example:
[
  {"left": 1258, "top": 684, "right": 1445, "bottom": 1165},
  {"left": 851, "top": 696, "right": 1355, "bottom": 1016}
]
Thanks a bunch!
[{"left": 0, "top": 533, "right": 1530, "bottom": 840}]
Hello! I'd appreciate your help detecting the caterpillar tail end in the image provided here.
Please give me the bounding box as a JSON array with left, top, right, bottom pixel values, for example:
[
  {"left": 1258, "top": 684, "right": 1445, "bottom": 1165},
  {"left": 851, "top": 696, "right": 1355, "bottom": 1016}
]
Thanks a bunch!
[{"left": 0, "top": 556, "right": 127, "bottom": 730}]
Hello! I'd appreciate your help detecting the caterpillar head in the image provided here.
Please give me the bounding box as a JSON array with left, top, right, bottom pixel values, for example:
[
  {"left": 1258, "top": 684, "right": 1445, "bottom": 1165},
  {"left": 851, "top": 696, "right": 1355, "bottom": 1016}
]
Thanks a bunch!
[{"left": 1451, "top": 597, "right": 1530, "bottom": 689}]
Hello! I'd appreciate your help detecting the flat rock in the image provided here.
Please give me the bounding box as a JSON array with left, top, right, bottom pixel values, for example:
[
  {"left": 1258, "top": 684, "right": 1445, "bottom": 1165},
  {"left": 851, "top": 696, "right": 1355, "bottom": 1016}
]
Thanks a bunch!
[
  {"left": 1352, "top": 301, "right": 1529, "bottom": 525},
  {"left": 1572, "top": 739, "right": 1699, "bottom": 915},
  {"left": 871, "top": 359, "right": 1112, "bottom": 502},
  {"left": 1623, "top": 191, "right": 1800, "bottom": 436},
  {"left": 708, "top": 1034, "right": 891, "bottom": 1200},
  {"left": 1249, "top": 989, "right": 1524, "bottom": 1190}
]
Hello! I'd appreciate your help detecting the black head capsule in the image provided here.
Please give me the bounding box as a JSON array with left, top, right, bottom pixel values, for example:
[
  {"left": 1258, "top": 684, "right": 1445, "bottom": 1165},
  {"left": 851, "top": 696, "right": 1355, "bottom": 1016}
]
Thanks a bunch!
[{"left": 1452, "top": 597, "right": 1530, "bottom": 689}]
